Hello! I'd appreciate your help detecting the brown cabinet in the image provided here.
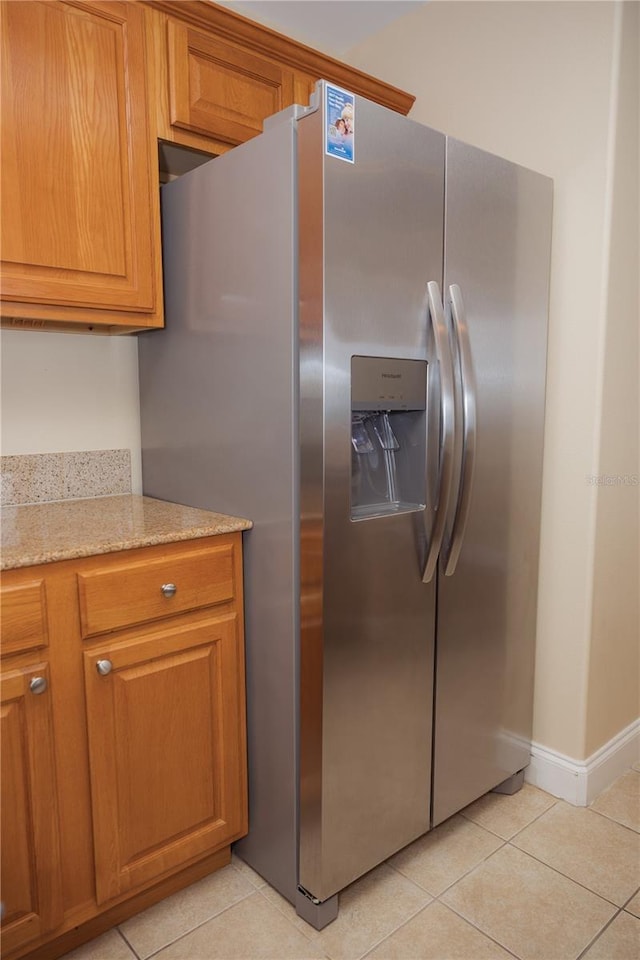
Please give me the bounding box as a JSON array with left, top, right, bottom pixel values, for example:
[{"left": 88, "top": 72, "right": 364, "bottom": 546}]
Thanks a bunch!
[
  {"left": 85, "top": 613, "right": 246, "bottom": 903},
  {"left": 0, "top": 0, "right": 162, "bottom": 332},
  {"left": 0, "top": 0, "right": 414, "bottom": 332},
  {"left": 166, "top": 20, "right": 295, "bottom": 147},
  {"left": 147, "top": 1, "right": 415, "bottom": 158},
  {"left": 1, "top": 662, "right": 64, "bottom": 955},
  {"left": 0, "top": 533, "right": 247, "bottom": 960}
]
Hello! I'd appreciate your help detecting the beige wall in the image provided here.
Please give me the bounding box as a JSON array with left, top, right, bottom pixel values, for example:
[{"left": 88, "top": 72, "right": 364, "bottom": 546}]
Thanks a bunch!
[
  {"left": 0, "top": 329, "right": 143, "bottom": 493},
  {"left": 586, "top": 1, "right": 640, "bottom": 755},
  {"left": 346, "top": 0, "right": 638, "bottom": 759}
]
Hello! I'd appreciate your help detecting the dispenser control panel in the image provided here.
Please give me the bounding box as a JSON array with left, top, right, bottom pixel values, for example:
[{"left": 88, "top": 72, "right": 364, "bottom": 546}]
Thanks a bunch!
[{"left": 351, "top": 356, "right": 427, "bottom": 411}]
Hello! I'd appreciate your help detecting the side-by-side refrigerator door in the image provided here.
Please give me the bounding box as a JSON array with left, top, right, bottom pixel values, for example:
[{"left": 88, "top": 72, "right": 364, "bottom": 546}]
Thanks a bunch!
[
  {"left": 432, "top": 139, "right": 552, "bottom": 826},
  {"left": 298, "top": 92, "right": 446, "bottom": 903}
]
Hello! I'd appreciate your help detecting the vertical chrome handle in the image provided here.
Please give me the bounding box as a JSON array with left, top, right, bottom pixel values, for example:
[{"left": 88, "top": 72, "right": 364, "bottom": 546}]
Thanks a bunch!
[
  {"left": 30, "top": 676, "right": 47, "bottom": 695},
  {"left": 443, "top": 284, "right": 477, "bottom": 576},
  {"left": 422, "top": 281, "right": 456, "bottom": 583}
]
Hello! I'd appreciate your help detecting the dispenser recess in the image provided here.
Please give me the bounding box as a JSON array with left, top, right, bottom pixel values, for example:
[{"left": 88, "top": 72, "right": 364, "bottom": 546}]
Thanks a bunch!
[{"left": 350, "top": 356, "right": 427, "bottom": 520}]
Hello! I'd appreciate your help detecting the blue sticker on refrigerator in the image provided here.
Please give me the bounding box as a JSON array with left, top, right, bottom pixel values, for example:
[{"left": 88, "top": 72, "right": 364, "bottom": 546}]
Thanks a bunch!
[{"left": 325, "top": 83, "right": 355, "bottom": 164}]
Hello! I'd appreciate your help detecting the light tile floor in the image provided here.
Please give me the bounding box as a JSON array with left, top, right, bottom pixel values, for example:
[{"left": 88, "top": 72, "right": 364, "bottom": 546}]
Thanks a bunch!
[{"left": 64, "top": 768, "right": 640, "bottom": 960}]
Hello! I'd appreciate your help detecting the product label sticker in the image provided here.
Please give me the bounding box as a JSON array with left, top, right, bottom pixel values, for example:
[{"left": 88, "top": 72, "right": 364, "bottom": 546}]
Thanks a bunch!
[{"left": 325, "top": 83, "right": 355, "bottom": 163}]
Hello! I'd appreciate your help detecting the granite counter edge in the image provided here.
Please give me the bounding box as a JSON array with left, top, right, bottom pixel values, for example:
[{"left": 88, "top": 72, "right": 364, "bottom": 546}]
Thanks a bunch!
[{"left": 1, "top": 518, "right": 253, "bottom": 571}]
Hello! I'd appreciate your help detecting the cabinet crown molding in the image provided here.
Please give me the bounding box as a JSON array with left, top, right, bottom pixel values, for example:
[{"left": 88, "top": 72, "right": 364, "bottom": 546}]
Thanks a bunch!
[{"left": 144, "top": 0, "right": 416, "bottom": 115}]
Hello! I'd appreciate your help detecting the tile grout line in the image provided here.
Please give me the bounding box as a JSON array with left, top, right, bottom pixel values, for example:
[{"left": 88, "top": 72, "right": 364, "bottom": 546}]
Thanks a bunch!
[
  {"left": 120, "top": 883, "right": 261, "bottom": 960},
  {"left": 380, "top": 836, "right": 523, "bottom": 958},
  {"left": 229, "top": 858, "right": 271, "bottom": 893},
  {"left": 428, "top": 830, "right": 627, "bottom": 959},
  {"left": 253, "top": 885, "right": 318, "bottom": 943},
  {"left": 503, "top": 840, "right": 631, "bottom": 910},
  {"left": 436, "top": 897, "right": 521, "bottom": 959},
  {"left": 370, "top": 794, "right": 577, "bottom": 957},
  {"left": 253, "top": 878, "right": 437, "bottom": 959},
  {"left": 385, "top": 788, "right": 562, "bottom": 899},
  {"left": 109, "top": 784, "right": 635, "bottom": 960},
  {"left": 357, "top": 901, "right": 433, "bottom": 960},
  {"left": 621, "top": 884, "right": 640, "bottom": 911},
  {"left": 352, "top": 900, "right": 436, "bottom": 960},
  {"left": 116, "top": 926, "right": 141, "bottom": 960},
  {"left": 459, "top": 793, "right": 560, "bottom": 843},
  {"left": 586, "top": 803, "right": 640, "bottom": 836},
  {"left": 574, "top": 906, "right": 624, "bottom": 960},
  {"left": 386, "top": 834, "right": 509, "bottom": 900}
]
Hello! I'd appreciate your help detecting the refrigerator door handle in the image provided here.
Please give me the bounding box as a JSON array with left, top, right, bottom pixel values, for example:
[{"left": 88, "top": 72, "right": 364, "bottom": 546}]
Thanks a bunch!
[
  {"left": 442, "top": 284, "right": 477, "bottom": 577},
  {"left": 422, "top": 280, "right": 456, "bottom": 583}
]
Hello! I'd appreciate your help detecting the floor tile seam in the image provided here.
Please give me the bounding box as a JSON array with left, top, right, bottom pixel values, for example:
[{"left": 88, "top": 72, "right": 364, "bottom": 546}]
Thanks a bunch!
[
  {"left": 497, "top": 795, "right": 563, "bottom": 843},
  {"left": 511, "top": 800, "right": 640, "bottom": 846},
  {"left": 117, "top": 926, "right": 142, "bottom": 960},
  {"left": 396, "top": 835, "right": 510, "bottom": 899},
  {"left": 253, "top": 885, "right": 318, "bottom": 943},
  {"left": 353, "top": 900, "right": 438, "bottom": 960},
  {"left": 382, "top": 864, "right": 441, "bottom": 903},
  {"left": 383, "top": 854, "right": 463, "bottom": 899},
  {"left": 122, "top": 888, "right": 263, "bottom": 960},
  {"left": 459, "top": 794, "right": 560, "bottom": 842},
  {"left": 621, "top": 884, "right": 640, "bottom": 910},
  {"left": 251, "top": 886, "right": 433, "bottom": 960},
  {"left": 503, "top": 840, "right": 631, "bottom": 909},
  {"left": 575, "top": 905, "right": 624, "bottom": 960},
  {"left": 433, "top": 897, "right": 520, "bottom": 959},
  {"left": 229, "top": 860, "right": 269, "bottom": 891},
  {"left": 458, "top": 811, "right": 510, "bottom": 841},
  {"left": 586, "top": 803, "right": 640, "bottom": 835},
  {"left": 256, "top": 883, "right": 434, "bottom": 958}
]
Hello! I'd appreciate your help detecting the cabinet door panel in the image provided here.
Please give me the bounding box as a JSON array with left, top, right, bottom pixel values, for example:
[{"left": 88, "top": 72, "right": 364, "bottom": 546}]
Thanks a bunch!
[
  {"left": 167, "top": 21, "right": 294, "bottom": 145},
  {"left": 84, "top": 614, "right": 247, "bottom": 903},
  {"left": 0, "top": 665, "right": 63, "bottom": 954},
  {"left": 0, "top": 1, "right": 160, "bottom": 318}
]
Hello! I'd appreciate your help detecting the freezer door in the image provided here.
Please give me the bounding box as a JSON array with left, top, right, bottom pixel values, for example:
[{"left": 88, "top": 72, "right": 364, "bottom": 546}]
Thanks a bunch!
[
  {"left": 298, "top": 92, "right": 445, "bottom": 901},
  {"left": 433, "top": 139, "right": 552, "bottom": 826}
]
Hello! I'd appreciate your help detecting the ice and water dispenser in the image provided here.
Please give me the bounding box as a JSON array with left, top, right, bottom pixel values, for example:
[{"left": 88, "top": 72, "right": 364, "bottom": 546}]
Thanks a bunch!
[{"left": 351, "top": 356, "right": 427, "bottom": 520}]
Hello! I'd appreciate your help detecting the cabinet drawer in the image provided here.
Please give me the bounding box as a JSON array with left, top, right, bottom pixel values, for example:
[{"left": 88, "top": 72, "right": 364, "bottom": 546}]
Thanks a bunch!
[
  {"left": 0, "top": 580, "right": 48, "bottom": 657},
  {"left": 77, "top": 543, "right": 235, "bottom": 638}
]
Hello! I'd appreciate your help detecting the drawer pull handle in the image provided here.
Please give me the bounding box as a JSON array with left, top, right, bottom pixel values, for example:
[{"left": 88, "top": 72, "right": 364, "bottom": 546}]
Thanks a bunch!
[
  {"left": 96, "top": 659, "right": 113, "bottom": 677},
  {"left": 30, "top": 676, "right": 47, "bottom": 695},
  {"left": 161, "top": 583, "right": 177, "bottom": 598}
]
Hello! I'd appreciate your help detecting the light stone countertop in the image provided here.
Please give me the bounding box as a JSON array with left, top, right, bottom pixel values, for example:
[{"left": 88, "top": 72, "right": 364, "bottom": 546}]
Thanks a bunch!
[{"left": 0, "top": 495, "right": 252, "bottom": 570}]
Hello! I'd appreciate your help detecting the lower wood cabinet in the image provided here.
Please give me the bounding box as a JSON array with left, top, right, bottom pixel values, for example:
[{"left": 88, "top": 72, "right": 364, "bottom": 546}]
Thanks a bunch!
[
  {"left": 0, "top": 662, "right": 64, "bottom": 955},
  {"left": 0, "top": 533, "right": 248, "bottom": 960},
  {"left": 84, "top": 613, "right": 246, "bottom": 904}
]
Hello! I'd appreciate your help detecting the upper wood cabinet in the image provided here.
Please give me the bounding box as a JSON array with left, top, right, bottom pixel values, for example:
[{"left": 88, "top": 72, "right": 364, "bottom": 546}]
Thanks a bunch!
[
  {"left": 166, "top": 20, "right": 295, "bottom": 147},
  {"left": 0, "top": 0, "right": 162, "bottom": 332},
  {"left": 0, "top": 0, "right": 414, "bottom": 333},
  {"left": 147, "top": 1, "right": 415, "bottom": 157}
]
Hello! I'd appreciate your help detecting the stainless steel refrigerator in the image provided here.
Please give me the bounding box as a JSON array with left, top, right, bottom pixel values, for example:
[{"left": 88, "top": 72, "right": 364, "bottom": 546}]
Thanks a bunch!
[{"left": 139, "top": 82, "right": 552, "bottom": 928}]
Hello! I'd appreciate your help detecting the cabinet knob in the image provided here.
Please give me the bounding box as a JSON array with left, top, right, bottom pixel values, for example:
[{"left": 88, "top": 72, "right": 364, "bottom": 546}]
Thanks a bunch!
[
  {"left": 161, "top": 582, "right": 177, "bottom": 598},
  {"left": 96, "top": 659, "right": 113, "bottom": 677},
  {"left": 30, "top": 676, "right": 47, "bottom": 695}
]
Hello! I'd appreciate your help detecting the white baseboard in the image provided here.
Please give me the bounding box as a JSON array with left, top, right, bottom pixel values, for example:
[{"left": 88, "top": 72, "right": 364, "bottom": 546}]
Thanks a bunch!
[{"left": 525, "top": 717, "right": 640, "bottom": 806}]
